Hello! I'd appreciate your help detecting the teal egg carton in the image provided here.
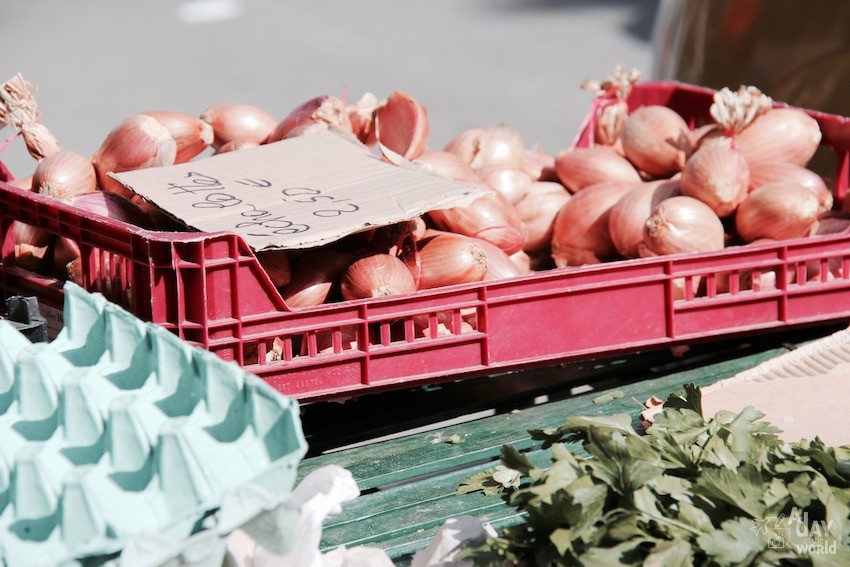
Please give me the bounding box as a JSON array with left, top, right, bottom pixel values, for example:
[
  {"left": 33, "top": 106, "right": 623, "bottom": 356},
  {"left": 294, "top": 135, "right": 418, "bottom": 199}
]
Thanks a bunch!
[{"left": 0, "top": 283, "right": 307, "bottom": 567}]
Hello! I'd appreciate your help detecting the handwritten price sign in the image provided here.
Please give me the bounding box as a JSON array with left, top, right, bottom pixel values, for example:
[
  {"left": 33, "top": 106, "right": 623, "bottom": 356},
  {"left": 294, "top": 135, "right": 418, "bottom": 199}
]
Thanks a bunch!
[
  {"left": 164, "top": 172, "right": 363, "bottom": 237},
  {"left": 113, "top": 132, "right": 485, "bottom": 250}
]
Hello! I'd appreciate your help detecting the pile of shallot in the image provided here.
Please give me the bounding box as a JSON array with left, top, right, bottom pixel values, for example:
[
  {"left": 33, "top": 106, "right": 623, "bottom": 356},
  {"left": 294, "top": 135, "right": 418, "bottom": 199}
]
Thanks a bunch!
[
  {"left": 1, "top": 67, "right": 845, "bottom": 314},
  {"left": 550, "top": 67, "right": 844, "bottom": 295}
]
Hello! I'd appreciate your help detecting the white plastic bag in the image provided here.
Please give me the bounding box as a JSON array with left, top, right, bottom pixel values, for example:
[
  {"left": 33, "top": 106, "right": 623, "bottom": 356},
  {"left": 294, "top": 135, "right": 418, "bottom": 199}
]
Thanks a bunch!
[
  {"left": 411, "top": 516, "right": 497, "bottom": 567},
  {"left": 224, "top": 465, "right": 394, "bottom": 567}
]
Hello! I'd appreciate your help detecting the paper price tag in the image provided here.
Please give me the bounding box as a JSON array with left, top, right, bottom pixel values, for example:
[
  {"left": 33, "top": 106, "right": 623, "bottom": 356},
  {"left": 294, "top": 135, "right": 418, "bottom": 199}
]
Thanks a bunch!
[{"left": 113, "top": 132, "right": 486, "bottom": 250}]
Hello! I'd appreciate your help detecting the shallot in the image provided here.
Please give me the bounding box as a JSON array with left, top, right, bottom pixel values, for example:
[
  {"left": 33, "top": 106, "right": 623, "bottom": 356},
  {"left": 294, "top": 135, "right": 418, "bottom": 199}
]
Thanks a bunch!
[
  {"left": 581, "top": 65, "right": 640, "bottom": 146},
  {"left": 520, "top": 146, "right": 558, "bottom": 182},
  {"left": 144, "top": 110, "right": 213, "bottom": 163},
  {"left": 748, "top": 161, "right": 832, "bottom": 213},
  {"left": 445, "top": 126, "right": 525, "bottom": 170},
  {"left": 550, "top": 181, "right": 634, "bottom": 266},
  {"left": 620, "top": 106, "right": 689, "bottom": 177},
  {"left": 200, "top": 103, "right": 277, "bottom": 149},
  {"left": 555, "top": 146, "right": 640, "bottom": 193},
  {"left": 267, "top": 95, "right": 350, "bottom": 143},
  {"left": 474, "top": 238, "right": 523, "bottom": 280},
  {"left": 91, "top": 114, "right": 177, "bottom": 198},
  {"left": 256, "top": 250, "right": 291, "bottom": 287},
  {"left": 418, "top": 234, "right": 488, "bottom": 289},
  {"left": 642, "top": 196, "right": 725, "bottom": 256},
  {"left": 341, "top": 254, "right": 416, "bottom": 299},
  {"left": 513, "top": 181, "right": 571, "bottom": 252},
  {"left": 0, "top": 74, "right": 61, "bottom": 160},
  {"left": 32, "top": 150, "right": 97, "bottom": 201},
  {"left": 736, "top": 183, "right": 820, "bottom": 242},
  {"left": 708, "top": 86, "right": 821, "bottom": 166},
  {"left": 428, "top": 190, "right": 526, "bottom": 255},
  {"left": 680, "top": 146, "right": 749, "bottom": 217},
  {"left": 477, "top": 165, "right": 532, "bottom": 204},
  {"left": 608, "top": 179, "right": 679, "bottom": 258},
  {"left": 735, "top": 108, "right": 822, "bottom": 167}
]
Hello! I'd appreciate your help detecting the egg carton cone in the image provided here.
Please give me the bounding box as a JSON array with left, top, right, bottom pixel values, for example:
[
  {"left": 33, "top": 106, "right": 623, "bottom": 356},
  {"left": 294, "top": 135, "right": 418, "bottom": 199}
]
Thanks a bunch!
[{"left": 0, "top": 283, "right": 308, "bottom": 567}]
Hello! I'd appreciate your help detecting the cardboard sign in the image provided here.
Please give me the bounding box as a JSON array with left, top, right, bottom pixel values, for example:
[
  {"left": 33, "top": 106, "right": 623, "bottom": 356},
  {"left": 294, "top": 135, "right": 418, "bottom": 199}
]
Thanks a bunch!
[{"left": 112, "top": 132, "right": 487, "bottom": 250}]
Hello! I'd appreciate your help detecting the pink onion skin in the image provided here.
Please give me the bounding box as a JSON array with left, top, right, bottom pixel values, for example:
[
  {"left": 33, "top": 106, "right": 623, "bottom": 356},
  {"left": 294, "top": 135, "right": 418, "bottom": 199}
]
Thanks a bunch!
[
  {"left": 555, "top": 146, "right": 641, "bottom": 193},
  {"left": 520, "top": 146, "right": 558, "bottom": 182},
  {"left": 734, "top": 108, "right": 822, "bottom": 167},
  {"left": 641, "top": 196, "right": 725, "bottom": 257},
  {"left": 267, "top": 95, "right": 351, "bottom": 143},
  {"left": 443, "top": 128, "right": 482, "bottom": 164},
  {"left": 510, "top": 250, "right": 532, "bottom": 274},
  {"left": 347, "top": 93, "right": 379, "bottom": 147},
  {"left": 215, "top": 140, "right": 261, "bottom": 154},
  {"left": 680, "top": 146, "right": 750, "bottom": 217},
  {"left": 550, "top": 181, "right": 634, "bottom": 267},
  {"left": 514, "top": 181, "right": 572, "bottom": 252},
  {"left": 374, "top": 91, "right": 430, "bottom": 161},
  {"left": 595, "top": 100, "right": 630, "bottom": 146},
  {"left": 428, "top": 190, "right": 526, "bottom": 255},
  {"left": 477, "top": 166, "right": 532, "bottom": 205},
  {"left": 736, "top": 183, "right": 820, "bottom": 242},
  {"left": 609, "top": 180, "right": 680, "bottom": 259},
  {"left": 143, "top": 110, "right": 213, "bottom": 164},
  {"left": 414, "top": 150, "right": 478, "bottom": 182},
  {"left": 14, "top": 221, "right": 54, "bottom": 272},
  {"left": 620, "top": 106, "right": 689, "bottom": 177},
  {"left": 748, "top": 161, "right": 832, "bottom": 214}
]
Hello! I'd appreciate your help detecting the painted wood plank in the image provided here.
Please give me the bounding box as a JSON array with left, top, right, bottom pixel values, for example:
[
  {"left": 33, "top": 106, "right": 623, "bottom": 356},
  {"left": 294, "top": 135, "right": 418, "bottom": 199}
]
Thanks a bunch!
[
  {"left": 310, "top": 339, "right": 815, "bottom": 558},
  {"left": 300, "top": 341, "right": 794, "bottom": 490}
]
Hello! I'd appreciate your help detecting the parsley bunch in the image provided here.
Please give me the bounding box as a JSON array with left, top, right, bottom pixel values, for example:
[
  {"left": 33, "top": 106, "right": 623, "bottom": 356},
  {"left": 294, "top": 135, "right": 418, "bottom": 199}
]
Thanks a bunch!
[{"left": 459, "top": 385, "right": 850, "bottom": 566}]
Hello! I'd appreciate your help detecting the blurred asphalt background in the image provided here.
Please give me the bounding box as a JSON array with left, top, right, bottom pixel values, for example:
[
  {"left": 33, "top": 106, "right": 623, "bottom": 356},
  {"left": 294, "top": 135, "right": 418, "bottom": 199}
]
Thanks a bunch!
[{"left": 0, "top": 0, "right": 659, "bottom": 177}]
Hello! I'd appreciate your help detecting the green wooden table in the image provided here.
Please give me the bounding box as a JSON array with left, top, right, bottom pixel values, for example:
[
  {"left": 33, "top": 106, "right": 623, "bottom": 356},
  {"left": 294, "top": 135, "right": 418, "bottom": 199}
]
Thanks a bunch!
[{"left": 296, "top": 323, "right": 844, "bottom": 563}]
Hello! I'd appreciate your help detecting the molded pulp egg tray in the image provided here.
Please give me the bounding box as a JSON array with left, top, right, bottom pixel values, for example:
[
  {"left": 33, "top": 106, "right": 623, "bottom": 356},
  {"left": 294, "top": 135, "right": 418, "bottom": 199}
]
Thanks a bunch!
[{"left": 0, "top": 283, "right": 307, "bottom": 567}]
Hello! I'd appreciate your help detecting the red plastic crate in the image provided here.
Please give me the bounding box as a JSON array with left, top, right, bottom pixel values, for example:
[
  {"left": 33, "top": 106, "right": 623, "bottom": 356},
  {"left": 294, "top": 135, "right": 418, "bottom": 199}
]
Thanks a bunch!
[{"left": 3, "top": 81, "right": 850, "bottom": 401}]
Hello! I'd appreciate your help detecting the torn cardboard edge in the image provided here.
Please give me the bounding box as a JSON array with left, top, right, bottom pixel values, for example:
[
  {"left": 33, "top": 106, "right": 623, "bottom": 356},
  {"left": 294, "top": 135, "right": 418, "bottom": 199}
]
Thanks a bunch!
[
  {"left": 111, "top": 131, "right": 488, "bottom": 251},
  {"left": 652, "top": 327, "right": 850, "bottom": 446},
  {"left": 702, "top": 328, "right": 850, "bottom": 387}
]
